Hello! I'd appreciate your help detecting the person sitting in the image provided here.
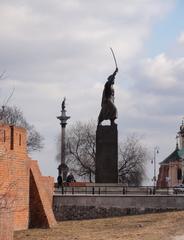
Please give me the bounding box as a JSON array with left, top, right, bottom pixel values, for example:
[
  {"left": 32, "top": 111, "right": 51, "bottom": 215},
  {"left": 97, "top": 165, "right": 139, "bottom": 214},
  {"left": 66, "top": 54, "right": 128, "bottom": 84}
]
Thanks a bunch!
[{"left": 66, "top": 172, "right": 76, "bottom": 183}]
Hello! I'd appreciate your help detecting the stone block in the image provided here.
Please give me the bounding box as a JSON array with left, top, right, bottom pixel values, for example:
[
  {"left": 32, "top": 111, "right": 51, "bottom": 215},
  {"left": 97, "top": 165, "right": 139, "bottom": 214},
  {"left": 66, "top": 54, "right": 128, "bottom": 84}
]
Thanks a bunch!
[{"left": 95, "top": 124, "right": 118, "bottom": 183}]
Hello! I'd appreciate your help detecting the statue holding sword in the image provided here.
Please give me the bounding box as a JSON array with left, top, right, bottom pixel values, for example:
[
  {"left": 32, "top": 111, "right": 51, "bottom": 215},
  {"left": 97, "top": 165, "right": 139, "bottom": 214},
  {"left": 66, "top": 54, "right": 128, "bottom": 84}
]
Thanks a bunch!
[{"left": 98, "top": 48, "right": 118, "bottom": 126}]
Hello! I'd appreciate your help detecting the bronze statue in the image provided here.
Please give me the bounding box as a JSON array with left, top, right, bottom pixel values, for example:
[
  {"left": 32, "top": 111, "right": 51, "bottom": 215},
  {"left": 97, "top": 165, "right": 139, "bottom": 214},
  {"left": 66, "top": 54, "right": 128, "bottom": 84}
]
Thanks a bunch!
[
  {"left": 62, "top": 97, "right": 66, "bottom": 111},
  {"left": 98, "top": 48, "right": 118, "bottom": 126},
  {"left": 98, "top": 67, "right": 118, "bottom": 125}
]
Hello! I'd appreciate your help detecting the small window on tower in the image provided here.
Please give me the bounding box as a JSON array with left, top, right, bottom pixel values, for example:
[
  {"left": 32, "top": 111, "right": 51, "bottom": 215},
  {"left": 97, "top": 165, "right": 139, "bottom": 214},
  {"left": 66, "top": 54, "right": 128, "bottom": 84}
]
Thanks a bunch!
[
  {"left": 19, "top": 134, "right": 21, "bottom": 146},
  {"left": 177, "top": 168, "right": 182, "bottom": 180},
  {"left": 10, "top": 126, "right": 14, "bottom": 150},
  {"left": 3, "top": 130, "right": 6, "bottom": 142}
]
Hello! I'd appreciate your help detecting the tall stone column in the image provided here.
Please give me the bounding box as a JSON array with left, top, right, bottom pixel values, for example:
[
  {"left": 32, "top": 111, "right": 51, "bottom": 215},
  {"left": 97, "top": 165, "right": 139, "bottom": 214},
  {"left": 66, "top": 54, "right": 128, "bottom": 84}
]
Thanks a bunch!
[{"left": 57, "top": 98, "right": 70, "bottom": 181}]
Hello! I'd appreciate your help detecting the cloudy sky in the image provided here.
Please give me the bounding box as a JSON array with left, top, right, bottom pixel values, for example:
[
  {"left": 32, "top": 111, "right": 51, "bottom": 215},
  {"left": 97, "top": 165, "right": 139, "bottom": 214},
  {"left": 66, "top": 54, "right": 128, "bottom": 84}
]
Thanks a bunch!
[{"left": 1, "top": 0, "right": 184, "bottom": 183}]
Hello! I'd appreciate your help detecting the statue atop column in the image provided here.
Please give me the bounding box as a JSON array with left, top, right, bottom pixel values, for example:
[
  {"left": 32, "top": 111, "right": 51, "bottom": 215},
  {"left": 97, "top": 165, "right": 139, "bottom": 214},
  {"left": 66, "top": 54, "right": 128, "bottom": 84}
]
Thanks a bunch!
[
  {"left": 57, "top": 97, "right": 70, "bottom": 182},
  {"left": 62, "top": 97, "right": 66, "bottom": 111},
  {"left": 98, "top": 67, "right": 118, "bottom": 126}
]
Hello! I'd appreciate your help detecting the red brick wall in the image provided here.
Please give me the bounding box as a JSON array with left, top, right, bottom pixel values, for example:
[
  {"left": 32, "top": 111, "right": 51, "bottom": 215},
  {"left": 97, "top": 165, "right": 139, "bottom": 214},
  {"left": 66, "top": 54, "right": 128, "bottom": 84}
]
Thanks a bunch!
[
  {"left": 0, "top": 124, "right": 56, "bottom": 233},
  {"left": 29, "top": 171, "right": 49, "bottom": 228},
  {"left": 157, "top": 161, "right": 183, "bottom": 188},
  {"left": 0, "top": 125, "right": 29, "bottom": 231},
  {"left": 42, "top": 176, "right": 55, "bottom": 205},
  {"left": 0, "top": 210, "right": 13, "bottom": 240},
  {"left": 30, "top": 161, "right": 56, "bottom": 228},
  {"left": 157, "top": 165, "right": 169, "bottom": 188}
]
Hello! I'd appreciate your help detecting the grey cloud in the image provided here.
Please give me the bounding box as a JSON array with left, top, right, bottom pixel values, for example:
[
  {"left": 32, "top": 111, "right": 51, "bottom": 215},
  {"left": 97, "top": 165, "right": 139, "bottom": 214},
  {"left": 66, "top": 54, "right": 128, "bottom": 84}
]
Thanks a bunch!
[
  {"left": 129, "top": 54, "right": 184, "bottom": 96},
  {"left": 0, "top": 0, "right": 176, "bottom": 178},
  {"left": 0, "top": 0, "right": 174, "bottom": 76}
]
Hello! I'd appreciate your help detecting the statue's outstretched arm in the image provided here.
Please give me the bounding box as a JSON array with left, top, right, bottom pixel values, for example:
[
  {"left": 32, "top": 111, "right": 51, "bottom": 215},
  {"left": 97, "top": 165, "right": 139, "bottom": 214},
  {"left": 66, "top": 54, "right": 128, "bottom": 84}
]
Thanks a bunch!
[{"left": 112, "top": 67, "right": 118, "bottom": 77}]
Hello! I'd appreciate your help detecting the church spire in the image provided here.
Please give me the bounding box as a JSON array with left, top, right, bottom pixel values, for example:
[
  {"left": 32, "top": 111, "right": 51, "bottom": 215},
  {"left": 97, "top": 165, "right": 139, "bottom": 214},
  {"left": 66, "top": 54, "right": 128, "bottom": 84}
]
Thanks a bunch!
[{"left": 178, "top": 119, "right": 184, "bottom": 150}]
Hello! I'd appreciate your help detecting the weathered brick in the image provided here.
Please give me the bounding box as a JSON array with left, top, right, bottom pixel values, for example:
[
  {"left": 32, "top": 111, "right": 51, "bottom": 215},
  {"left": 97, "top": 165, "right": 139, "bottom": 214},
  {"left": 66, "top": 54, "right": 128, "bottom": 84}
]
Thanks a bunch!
[{"left": 0, "top": 124, "right": 56, "bottom": 235}]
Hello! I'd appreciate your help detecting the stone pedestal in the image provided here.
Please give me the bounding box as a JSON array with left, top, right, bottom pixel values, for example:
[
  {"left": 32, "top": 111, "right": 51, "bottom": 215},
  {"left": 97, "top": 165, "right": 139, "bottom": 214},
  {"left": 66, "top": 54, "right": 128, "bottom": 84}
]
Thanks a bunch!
[{"left": 95, "top": 125, "right": 118, "bottom": 183}]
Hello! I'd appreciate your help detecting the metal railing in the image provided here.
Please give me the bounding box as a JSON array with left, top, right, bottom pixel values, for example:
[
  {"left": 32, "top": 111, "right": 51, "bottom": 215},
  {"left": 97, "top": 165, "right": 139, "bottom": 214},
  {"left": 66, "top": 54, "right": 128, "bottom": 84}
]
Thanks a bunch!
[{"left": 54, "top": 185, "right": 175, "bottom": 196}]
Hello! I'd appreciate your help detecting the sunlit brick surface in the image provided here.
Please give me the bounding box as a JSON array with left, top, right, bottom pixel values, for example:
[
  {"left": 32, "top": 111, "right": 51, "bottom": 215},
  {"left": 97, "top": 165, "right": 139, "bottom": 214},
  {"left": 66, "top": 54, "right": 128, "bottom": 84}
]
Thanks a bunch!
[{"left": 0, "top": 124, "right": 56, "bottom": 236}]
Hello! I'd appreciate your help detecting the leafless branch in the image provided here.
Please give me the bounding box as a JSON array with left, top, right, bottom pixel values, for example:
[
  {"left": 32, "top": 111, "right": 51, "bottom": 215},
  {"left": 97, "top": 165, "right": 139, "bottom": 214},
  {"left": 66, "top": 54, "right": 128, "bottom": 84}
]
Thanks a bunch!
[
  {"left": 0, "top": 106, "right": 44, "bottom": 152},
  {"left": 0, "top": 70, "right": 7, "bottom": 80},
  {"left": 56, "top": 121, "right": 149, "bottom": 185},
  {"left": 3, "top": 87, "right": 15, "bottom": 107}
]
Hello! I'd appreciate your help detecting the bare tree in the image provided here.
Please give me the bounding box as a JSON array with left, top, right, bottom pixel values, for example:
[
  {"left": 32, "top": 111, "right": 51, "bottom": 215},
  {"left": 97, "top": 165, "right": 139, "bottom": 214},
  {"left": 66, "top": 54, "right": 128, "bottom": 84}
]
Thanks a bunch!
[
  {"left": 56, "top": 121, "right": 96, "bottom": 182},
  {"left": 57, "top": 120, "right": 148, "bottom": 185},
  {"left": 118, "top": 135, "right": 148, "bottom": 186},
  {"left": 0, "top": 182, "right": 15, "bottom": 210},
  {"left": 0, "top": 184, "right": 14, "bottom": 240},
  {"left": 66, "top": 121, "right": 96, "bottom": 182},
  {"left": 0, "top": 105, "right": 44, "bottom": 153}
]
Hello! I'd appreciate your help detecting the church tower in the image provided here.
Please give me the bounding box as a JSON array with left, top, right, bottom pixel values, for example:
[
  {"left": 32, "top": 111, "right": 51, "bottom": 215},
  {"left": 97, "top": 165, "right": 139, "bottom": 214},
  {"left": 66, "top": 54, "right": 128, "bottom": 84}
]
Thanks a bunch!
[
  {"left": 178, "top": 120, "right": 184, "bottom": 150},
  {"left": 157, "top": 120, "right": 184, "bottom": 188}
]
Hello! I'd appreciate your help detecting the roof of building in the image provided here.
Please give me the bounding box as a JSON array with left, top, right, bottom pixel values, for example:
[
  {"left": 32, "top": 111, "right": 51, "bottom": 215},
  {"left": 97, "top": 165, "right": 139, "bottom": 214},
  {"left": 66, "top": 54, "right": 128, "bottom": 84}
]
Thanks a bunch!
[
  {"left": 160, "top": 146, "right": 184, "bottom": 164},
  {"left": 160, "top": 120, "right": 184, "bottom": 165},
  {"left": 178, "top": 147, "right": 184, "bottom": 158}
]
